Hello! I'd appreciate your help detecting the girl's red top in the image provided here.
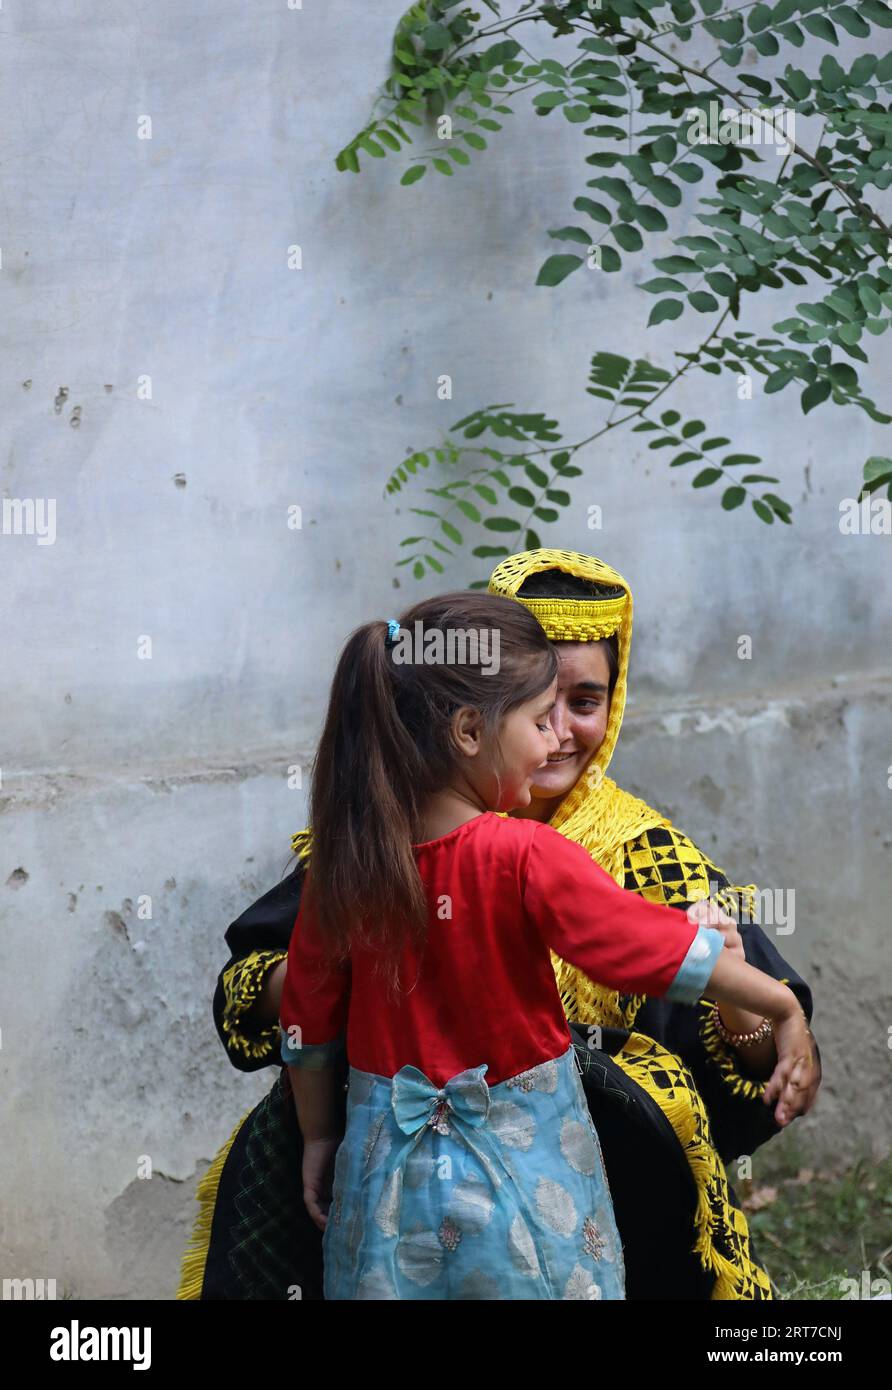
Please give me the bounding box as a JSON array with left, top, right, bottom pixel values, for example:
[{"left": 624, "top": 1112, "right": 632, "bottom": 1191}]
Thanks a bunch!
[{"left": 279, "top": 811, "right": 717, "bottom": 1088}]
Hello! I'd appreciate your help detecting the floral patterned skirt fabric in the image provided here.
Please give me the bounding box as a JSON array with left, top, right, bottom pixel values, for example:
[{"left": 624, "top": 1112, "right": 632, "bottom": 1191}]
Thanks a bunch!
[{"left": 322, "top": 1043, "right": 626, "bottom": 1300}]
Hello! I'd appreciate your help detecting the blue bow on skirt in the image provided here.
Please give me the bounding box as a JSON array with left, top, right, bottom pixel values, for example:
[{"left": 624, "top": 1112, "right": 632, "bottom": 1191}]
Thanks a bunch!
[{"left": 321, "top": 1047, "right": 626, "bottom": 1301}]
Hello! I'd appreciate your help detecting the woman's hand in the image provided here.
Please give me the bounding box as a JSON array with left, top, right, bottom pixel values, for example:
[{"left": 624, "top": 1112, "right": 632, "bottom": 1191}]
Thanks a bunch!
[
  {"left": 688, "top": 899, "right": 822, "bottom": 1116},
  {"left": 302, "top": 1137, "right": 340, "bottom": 1232},
  {"left": 790, "top": 1032, "right": 822, "bottom": 1118},
  {"left": 762, "top": 1000, "right": 816, "bottom": 1127}
]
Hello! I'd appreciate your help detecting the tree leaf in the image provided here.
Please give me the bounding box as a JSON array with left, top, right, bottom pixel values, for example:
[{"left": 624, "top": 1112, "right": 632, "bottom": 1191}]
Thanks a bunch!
[
  {"left": 336, "top": 146, "right": 360, "bottom": 173},
  {"left": 653, "top": 256, "right": 699, "bottom": 274},
  {"left": 829, "top": 362, "right": 859, "bottom": 390},
  {"left": 548, "top": 225, "right": 594, "bottom": 245},
  {"left": 359, "top": 135, "right": 386, "bottom": 158},
  {"left": 648, "top": 298, "right": 684, "bottom": 326},
  {"left": 748, "top": 4, "right": 772, "bottom": 33},
  {"left": 421, "top": 22, "right": 452, "bottom": 50},
  {"left": 834, "top": 7, "right": 870, "bottom": 38},
  {"left": 861, "top": 457, "right": 892, "bottom": 495},
  {"left": 635, "top": 204, "right": 669, "bottom": 231},
  {"left": 764, "top": 369, "right": 796, "bottom": 393},
  {"left": 534, "top": 90, "right": 568, "bottom": 110},
  {"left": 784, "top": 69, "right": 811, "bottom": 101},
  {"left": 598, "top": 245, "right": 623, "bottom": 272},
  {"left": 536, "top": 254, "right": 583, "bottom": 286},
  {"left": 573, "top": 196, "right": 611, "bottom": 224},
  {"left": 705, "top": 271, "right": 737, "bottom": 297},
  {"left": 649, "top": 176, "right": 682, "bottom": 207},
  {"left": 639, "top": 276, "right": 686, "bottom": 293},
  {"left": 613, "top": 222, "right": 644, "bottom": 251},
  {"left": 802, "top": 15, "right": 838, "bottom": 44},
  {"left": 801, "top": 379, "right": 832, "bottom": 413}
]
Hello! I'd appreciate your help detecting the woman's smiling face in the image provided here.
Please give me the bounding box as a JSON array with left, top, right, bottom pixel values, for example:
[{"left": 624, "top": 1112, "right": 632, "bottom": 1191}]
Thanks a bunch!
[{"left": 528, "top": 641, "right": 612, "bottom": 802}]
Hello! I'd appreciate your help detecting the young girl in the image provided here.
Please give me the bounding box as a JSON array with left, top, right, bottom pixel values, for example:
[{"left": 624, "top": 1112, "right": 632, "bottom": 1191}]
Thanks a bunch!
[{"left": 279, "top": 593, "right": 814, "bottom": 1301}]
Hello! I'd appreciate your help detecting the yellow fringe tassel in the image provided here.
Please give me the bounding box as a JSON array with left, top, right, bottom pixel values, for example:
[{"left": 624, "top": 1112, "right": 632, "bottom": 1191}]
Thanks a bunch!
[
  {"left": 611, "top": 1032, "right": 772, "bottom": 1300},
  {"left": 175, "top": 1106, "right": 255, "bottom": 1300}
]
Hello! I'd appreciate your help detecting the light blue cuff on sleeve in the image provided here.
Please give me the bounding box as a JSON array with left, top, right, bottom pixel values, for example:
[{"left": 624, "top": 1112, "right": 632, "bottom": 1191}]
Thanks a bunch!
[
  {"left": 664, "top": 925, "right": 725, "bottom": 1005},
  {"left": 279, "top": 1024, "right": 345, "bottom": 1069}
]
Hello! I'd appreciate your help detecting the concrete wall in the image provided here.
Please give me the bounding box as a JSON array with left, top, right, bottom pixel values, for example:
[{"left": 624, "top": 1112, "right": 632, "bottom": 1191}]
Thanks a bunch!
[{"left": 1, "top": 2, "right": 889, "bottom": 1298}]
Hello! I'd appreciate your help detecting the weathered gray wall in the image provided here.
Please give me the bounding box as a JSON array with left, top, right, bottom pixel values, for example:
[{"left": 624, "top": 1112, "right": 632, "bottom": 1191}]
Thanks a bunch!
[{"left": 1, "top": 2, "right": 889, "bottom": 1299}]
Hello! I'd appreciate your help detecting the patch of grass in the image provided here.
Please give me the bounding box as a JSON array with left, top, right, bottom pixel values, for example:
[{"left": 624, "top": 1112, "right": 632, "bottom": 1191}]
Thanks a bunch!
[{"left": 729, "top": 1143, "right": 892, "bottom": 1300}]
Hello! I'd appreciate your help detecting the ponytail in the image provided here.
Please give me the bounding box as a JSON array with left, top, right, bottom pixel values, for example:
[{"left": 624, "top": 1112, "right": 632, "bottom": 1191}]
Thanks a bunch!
[
  {"left": 304, "top": 593, "right": 557, "bottom": 987},
  {"left": 304, "top": 618, "right": 430, "bottom": 983}
]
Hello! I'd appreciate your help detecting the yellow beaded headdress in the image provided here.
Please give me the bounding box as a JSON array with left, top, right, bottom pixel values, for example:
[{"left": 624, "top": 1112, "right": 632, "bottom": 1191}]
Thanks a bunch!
[{"left": 487, "top": 548, "right": 633, "bottom": 780}]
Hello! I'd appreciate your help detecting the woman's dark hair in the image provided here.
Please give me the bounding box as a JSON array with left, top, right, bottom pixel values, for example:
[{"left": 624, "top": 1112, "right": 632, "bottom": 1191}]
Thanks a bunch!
[
  {"left": 516, "top": 568, "right": 621, "bottom": 697},
  {"left": 304, "top": 591, "right": 557, "bottom": 983}
]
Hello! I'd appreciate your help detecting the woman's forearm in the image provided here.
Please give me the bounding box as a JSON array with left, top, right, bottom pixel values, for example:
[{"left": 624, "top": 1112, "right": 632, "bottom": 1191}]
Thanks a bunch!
[
  {"left": 714, "top": 1000, "right": 777, "bottom": 1077},
  {"left": 718, "top": 1013, "right": 778, "bottom": 1078},
  {"left": 245, "top": 959, "right": 287, "bottom": 1027}
]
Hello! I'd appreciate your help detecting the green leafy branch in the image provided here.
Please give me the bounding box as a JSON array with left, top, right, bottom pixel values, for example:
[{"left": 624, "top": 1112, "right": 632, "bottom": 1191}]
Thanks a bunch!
[{"left": 334, "top": 0, "right": 892, "bottom": 574}]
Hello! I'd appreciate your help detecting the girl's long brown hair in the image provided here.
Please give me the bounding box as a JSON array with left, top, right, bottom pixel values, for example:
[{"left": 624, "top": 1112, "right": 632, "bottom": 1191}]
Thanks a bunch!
[{"left": 303, "top": 591, "right": 557, "bottom": 984}]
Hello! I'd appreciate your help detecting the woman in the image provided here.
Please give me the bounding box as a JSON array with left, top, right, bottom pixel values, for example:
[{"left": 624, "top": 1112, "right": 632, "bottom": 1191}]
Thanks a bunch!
[{"left": 178, "top": 548, "right": 820, "bottom": 1301}]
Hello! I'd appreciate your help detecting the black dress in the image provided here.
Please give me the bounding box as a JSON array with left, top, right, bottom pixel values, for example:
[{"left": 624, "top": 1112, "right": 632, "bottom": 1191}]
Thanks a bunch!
[{"left": 182, "top": 830, "right": 818, "bottom": 1301}]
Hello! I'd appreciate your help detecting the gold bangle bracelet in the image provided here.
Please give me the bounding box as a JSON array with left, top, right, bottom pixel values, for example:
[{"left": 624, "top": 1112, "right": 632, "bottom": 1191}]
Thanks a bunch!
[{"left": 713, "top": 1003, "right": 774, "bottom": 1047}]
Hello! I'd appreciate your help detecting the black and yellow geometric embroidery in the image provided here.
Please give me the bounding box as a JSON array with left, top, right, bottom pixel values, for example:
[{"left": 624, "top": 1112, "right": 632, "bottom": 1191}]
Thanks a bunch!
[{"left": 220, "top": 949, "right": 288, "bottom": 1063}]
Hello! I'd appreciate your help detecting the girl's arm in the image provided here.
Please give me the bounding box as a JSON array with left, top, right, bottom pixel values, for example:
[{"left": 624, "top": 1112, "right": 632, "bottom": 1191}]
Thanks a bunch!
[
  {"left": 288, "top": 1066, "right": 341, "bottom": 1139},
  {"left": 701, "top": 940, "right": 794, "bottom": 1017},
  {"left": 279, "top": 880, "right": 351, "bottom": 1230},
  {"left": 523, "top": 825, "right": 815, "bottom": 1123},
  {"left": 287, "top": 1068, "right": 341, "bottom": 1230}
]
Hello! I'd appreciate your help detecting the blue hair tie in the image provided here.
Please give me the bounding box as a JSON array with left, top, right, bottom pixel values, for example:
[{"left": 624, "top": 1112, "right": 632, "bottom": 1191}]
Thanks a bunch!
[{"left": 385, "top": 618, "right": 400, "bottom": 648}]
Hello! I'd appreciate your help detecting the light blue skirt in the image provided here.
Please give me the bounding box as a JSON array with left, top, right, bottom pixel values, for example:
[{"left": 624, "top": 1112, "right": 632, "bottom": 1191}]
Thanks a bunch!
[{"left": 322, "top": 1044, "right": 625, "bottom": 1300}]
